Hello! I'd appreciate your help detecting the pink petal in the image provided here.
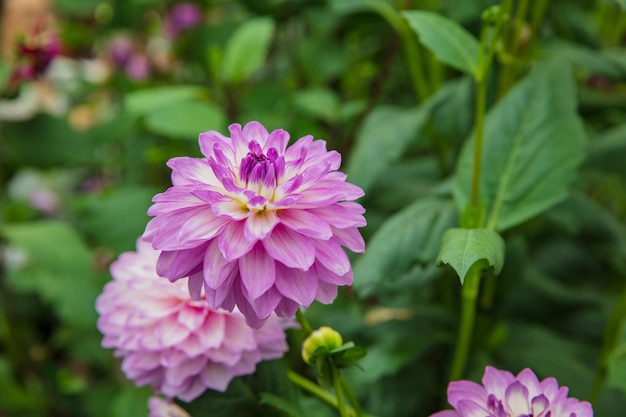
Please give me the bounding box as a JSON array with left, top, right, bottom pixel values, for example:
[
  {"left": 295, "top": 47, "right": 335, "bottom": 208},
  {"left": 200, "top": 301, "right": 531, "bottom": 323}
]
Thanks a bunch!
[
  {"left": 160, "top": 348, "right": 188, "bottom": 367},
  {"left": 315, "top": 279, "right": 338, "bottom": 304},
  {"left": 264, "top": 129, "right": 290, "bottom": 154},
  {"left": 456, "top": 400, "right": 490, "bottom": 417},
  {"left": 238, "top": 244, "right": 276, "bottom": 300},
  {"left": 274, "top": 263, "right": 318, "bottom": 306},
  {"left": 278, "top": 209, "right": 333, "bottom": 240},
  {"left": 194, "top": 311, "right": 226, "bottom": 349},
  {"left": 199, "top": 363, "right": 232, "bottom": 392},
  {"left": 505, "top": 381, "right": 530, "bottom": 416},
  {"left": 211, "top": 199, "right": 250, "bottom": 220},
  {"left": 217, "top": 221, "right": 256, "bottom": 262},
  {"left": 199, "top": 130, "right": 234, "bottom": 160},
  {"left": 242, "top": 121, "right": 269, "bottom": 146},
  {"left": 250, "top": 286, "right": 283, "bottom": 319},
  {"left": 244, "top": 210, "right": 279, "bottom": 241},
  {"left": 262, "top": 224, "right": 315, "bottom": 270},
  {"left": 157, "top": 318, "right": 191, "bottom": 348},
  {"left": 165, "top": 355, "right": 208, "bottom": 386},
  {"left": 315, "top": 262, "right": 353, "bottom": 286},
  {"left": 222, "top": 312, "right": 258, "bottom": 351},
  {"left": 167, "top": 157, "right": 221, "bottom": 187},
  {"left": 275, "top": 298, "right": 300, "bottom": 318},
  {"left": 177, "top": 208, "right": 229, "bottom": 246},
  {"left": 332, "top": 226, "right": 365, "bottom": 253},
  {"left": 448, "top": 380, "right": 488, "bottom": 409},
  {"left": 177, "top": 305, "right": 207, "bottom": 331},
  {"left": 187, "top": 272, "right": 203, "bottom": 301},
  {"left": 483, "top": 366, "right": 515, "bottom": 399},
  {"left": 516, "top": 368, "right": 542, "bottom": 399},
  {"left": 203, "top": 239, "right": 237, "bottom": 289},
  {"left": 313, "top": 238, "right": 350, "bottom": 276},
  {"left": 310, "top": 203, "right": 367, "bottom": 228},
  {"left": 156, "top": 245, "right": 206, "bottom": 280}
]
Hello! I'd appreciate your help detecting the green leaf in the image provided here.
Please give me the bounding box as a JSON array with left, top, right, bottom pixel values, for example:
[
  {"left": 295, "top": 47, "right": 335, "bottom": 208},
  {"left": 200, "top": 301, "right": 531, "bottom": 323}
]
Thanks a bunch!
[
  {"left": 346, "top": 105, "right": 428, "bottom": 192},
  {"left": 353, "top": 198, "right": 457, "bottom": 296},
  {"left": 1, "top": 221, "right": 104, "bottom": 328},
  {"left": 608, "top": 321, "right": 626, "bottom": 393},
  {"left": 259, "top": 392, "right": 305, "bottom": 417},
  {"left": 75, "top": 186, "right": 157, "bottom": 253},
  {"left": 453, "top": 61, "right": 586, "bottom": 231},
  {"left": 222, "top": 17, "right": 275, "bottom": 83},
  {"left": 145, "top": 101, "right": 226, "bottom": 140},
  {"left": 124, "top": 86, "right": 205, "bottom": 115},
  {"left": 436, "top": 228, "right": 505, "bottom": 284},
  {"left": 585, "top": 123, "right": 626, "bottom": 177},
  {"left": 615, "top": 0, "right": 626, "bottom": 10},
  {"left": 403, "top": 10, "right": 480, "bottom": 76},
  {"left": 293, "top": 88, "right": 340, "bottom": 122}
]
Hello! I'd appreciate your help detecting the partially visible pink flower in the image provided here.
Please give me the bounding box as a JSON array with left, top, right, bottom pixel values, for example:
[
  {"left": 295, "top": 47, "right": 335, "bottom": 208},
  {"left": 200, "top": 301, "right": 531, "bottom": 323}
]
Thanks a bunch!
[
  {"left": 148, "top": 396, "right": 191, "bottom": 417},
  {"left": 96, "top": 239, "right": 290, "bottom": 402},
  {"left": 108, "top": 37, "right": 134, "bottom": 68},
  {"left": 143, "top": 121, "right": 366, "bottom": 327},
  {"left": 125, "top": 54, "right": 151, "bottom": 81},
  {"left": 164, "top": 3, "right": 203, "bottom": 39},
  {"left": 431, "top": 366, "right": 593, "bottom": 417}
]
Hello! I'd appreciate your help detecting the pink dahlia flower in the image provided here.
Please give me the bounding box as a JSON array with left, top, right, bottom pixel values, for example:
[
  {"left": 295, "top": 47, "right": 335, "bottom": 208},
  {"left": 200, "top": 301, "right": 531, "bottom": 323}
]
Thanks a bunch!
[
  {"left": 143, "top": 121, "right": 366, "bottom": 327},
  {"left": 96, "top": 239, "right": 290, "bottom": 402},
  {"left": 148, "top": 396, "right": 191, "bottom": 417},
  {"left": 431, "top": 366, "right": 593, "bottom": 417}
]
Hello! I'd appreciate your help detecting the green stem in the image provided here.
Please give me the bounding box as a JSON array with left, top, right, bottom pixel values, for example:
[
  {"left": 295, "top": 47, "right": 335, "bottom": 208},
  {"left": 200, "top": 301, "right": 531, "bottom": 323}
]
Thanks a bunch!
[
  {"left": 529, "top": 0, "right": 549, "bottom": 42},
  {"left": 287, "top": 371, "right": 378, "bottom": 417},
  {"left": 288, "top": 370, "right": 339, "bottom": 409},
  {"left": 339, "top": 372, "right": 365, "bottom": 417},
  {"left": 364, "top": 0, "right": 430, "bottom": 102},
  {"left": 332, "top": 363, "right": 350, "bottom": 417},
  {"left": 296, "top": 309, "right": 313, "bottom": 335},
  {"left": 448, "top": 265, "right": 482, "bottom": 381},
  {"left": 590, "top": 285, "right": 626, "bottom": 403}
]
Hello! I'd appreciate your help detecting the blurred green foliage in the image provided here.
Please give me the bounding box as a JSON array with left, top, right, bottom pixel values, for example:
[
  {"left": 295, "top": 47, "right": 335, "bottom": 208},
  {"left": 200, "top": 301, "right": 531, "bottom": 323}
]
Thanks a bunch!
[{"left": 0, "top": 0, "right": 625, "bottom": 416}]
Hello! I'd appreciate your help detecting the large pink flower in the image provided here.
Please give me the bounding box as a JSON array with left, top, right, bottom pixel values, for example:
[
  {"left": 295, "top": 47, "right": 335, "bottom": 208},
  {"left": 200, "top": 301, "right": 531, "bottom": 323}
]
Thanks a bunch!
[
  {"left": 431, "top": 366, "right": 593, "bottom": 417},
  {"left": 143, "top": 121, "right": 366, "bottom": 327},
  {"left": 96, "top": 240, "right": 290, "bottom": 402}
]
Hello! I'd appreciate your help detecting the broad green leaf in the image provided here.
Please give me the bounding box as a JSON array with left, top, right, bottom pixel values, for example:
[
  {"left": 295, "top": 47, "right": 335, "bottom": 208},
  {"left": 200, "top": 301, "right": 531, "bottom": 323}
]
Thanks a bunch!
[
  {"left": 403, "top": 11, "right": 480, "bottom": 76},
  {"left": 222, "top": 17, "right": 275, "bottom": 83},
  {"left": 353, "top": 198, "right": 457, "bottom": 296},
  {"left": 293, "top": 87, "right": 340, "bottom": 122},
  {"left": 454, "top": 61, "right": 586, "bottom": 231},
  {"left": 541, "top": 40, "right": 626, "bottom": 79},
  {"left": 584, "top": 123, "right": 626, "bottom": 177},
  {"left": 615, "top": 0, "right": 626, "bottom": 10},
  {"left": 1, "top": 221, "right": 105, "bottom": 328},
  {"left": 608, "top": 321, "right": 626, "bottom": 393},
  {"left": 437, "top": 228, "right": 505, "bottom": 284},
  {"left": 75, "top": 186, "right": 156, "bottom": 253},
  {"left": 259, "top": 393, "right": 305, "bottom": 417},
  {"left": 145, "top": 101, "right": 226, "bottom": 140},
  {"left": 125, "top": 86, "right": 205, "bottom": 115},
  {"left": 346, "top": 105, "right": 428, "bottom": 192}
]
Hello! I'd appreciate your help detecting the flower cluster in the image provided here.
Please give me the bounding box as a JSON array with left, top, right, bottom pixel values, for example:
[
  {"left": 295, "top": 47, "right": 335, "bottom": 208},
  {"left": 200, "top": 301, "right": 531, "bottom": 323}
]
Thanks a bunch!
[
  {"left": 9, "top": 22, "right": 61, "bottom": 88},
  {"left": 431, "top": 366, "right": 593, "bottom": 417},
  {"left": 143, "top": 121, "right": 366, "bottom": 327},
  {"left": 96, "top": 240, "right": 290, "bottom": 402}
]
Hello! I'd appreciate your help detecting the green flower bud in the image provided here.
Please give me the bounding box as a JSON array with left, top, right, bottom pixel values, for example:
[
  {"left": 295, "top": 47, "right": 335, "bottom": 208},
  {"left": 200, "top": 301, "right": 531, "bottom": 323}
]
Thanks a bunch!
[{"left": 301, "top": 326, "right": 343, "bottom": 365}]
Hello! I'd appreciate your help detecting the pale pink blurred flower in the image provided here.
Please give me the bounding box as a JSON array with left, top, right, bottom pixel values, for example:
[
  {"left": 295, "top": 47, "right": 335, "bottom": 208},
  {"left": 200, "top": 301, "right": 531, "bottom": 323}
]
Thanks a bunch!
[
  {"left": 125, "top": 54, "right": 150, "bottom": 81},
  {"left": 96, "top": 239, "right": 290, "bottom": 402},
  {"left": 108, "top": 37, "right": 134, "bottom": 68},
  {"left": 431, "top": 366, "right": 593, "bottom": 417},
  {"left": 143, "top": 121, "right": 366, "bottom": 327},
  {"left": 148, "top": 396, "right": 191, "bottom": 417}
]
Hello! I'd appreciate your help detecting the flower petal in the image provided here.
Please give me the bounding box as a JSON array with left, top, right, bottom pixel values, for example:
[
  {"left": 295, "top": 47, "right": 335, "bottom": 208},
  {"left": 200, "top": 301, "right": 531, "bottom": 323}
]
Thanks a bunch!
[
  {"left": 203, "top": 239, "right": 237, "bottom": 289},
  {"left": 274, "top": 263, "right": 318, "bottom": 306},
  {"left": 156, "top": 245, "right": 207, "bottom": 280},
  {"left": 313, "top": 238, "right": 350, "bottom": 276},
  {"left": 238, "top": 243, "right": 276, "bottom": 300},
  {"left": 217, "top": 221, "right": 256, "bottom": 262},
  {"left": 278, "top": 209, "right": 333, "bottom": 240},
  {"left": 262, "top": 224, "right": 315, "bottom": 270},
  {"left": 244, "top": 210, "right": 279, "bottom": 241}
]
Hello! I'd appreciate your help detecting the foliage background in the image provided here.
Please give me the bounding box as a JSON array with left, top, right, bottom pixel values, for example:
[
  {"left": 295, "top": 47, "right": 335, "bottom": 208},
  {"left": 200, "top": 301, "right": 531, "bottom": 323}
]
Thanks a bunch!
[{"left": 1, "top": 0, "right": 626, "bottom": 416}]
